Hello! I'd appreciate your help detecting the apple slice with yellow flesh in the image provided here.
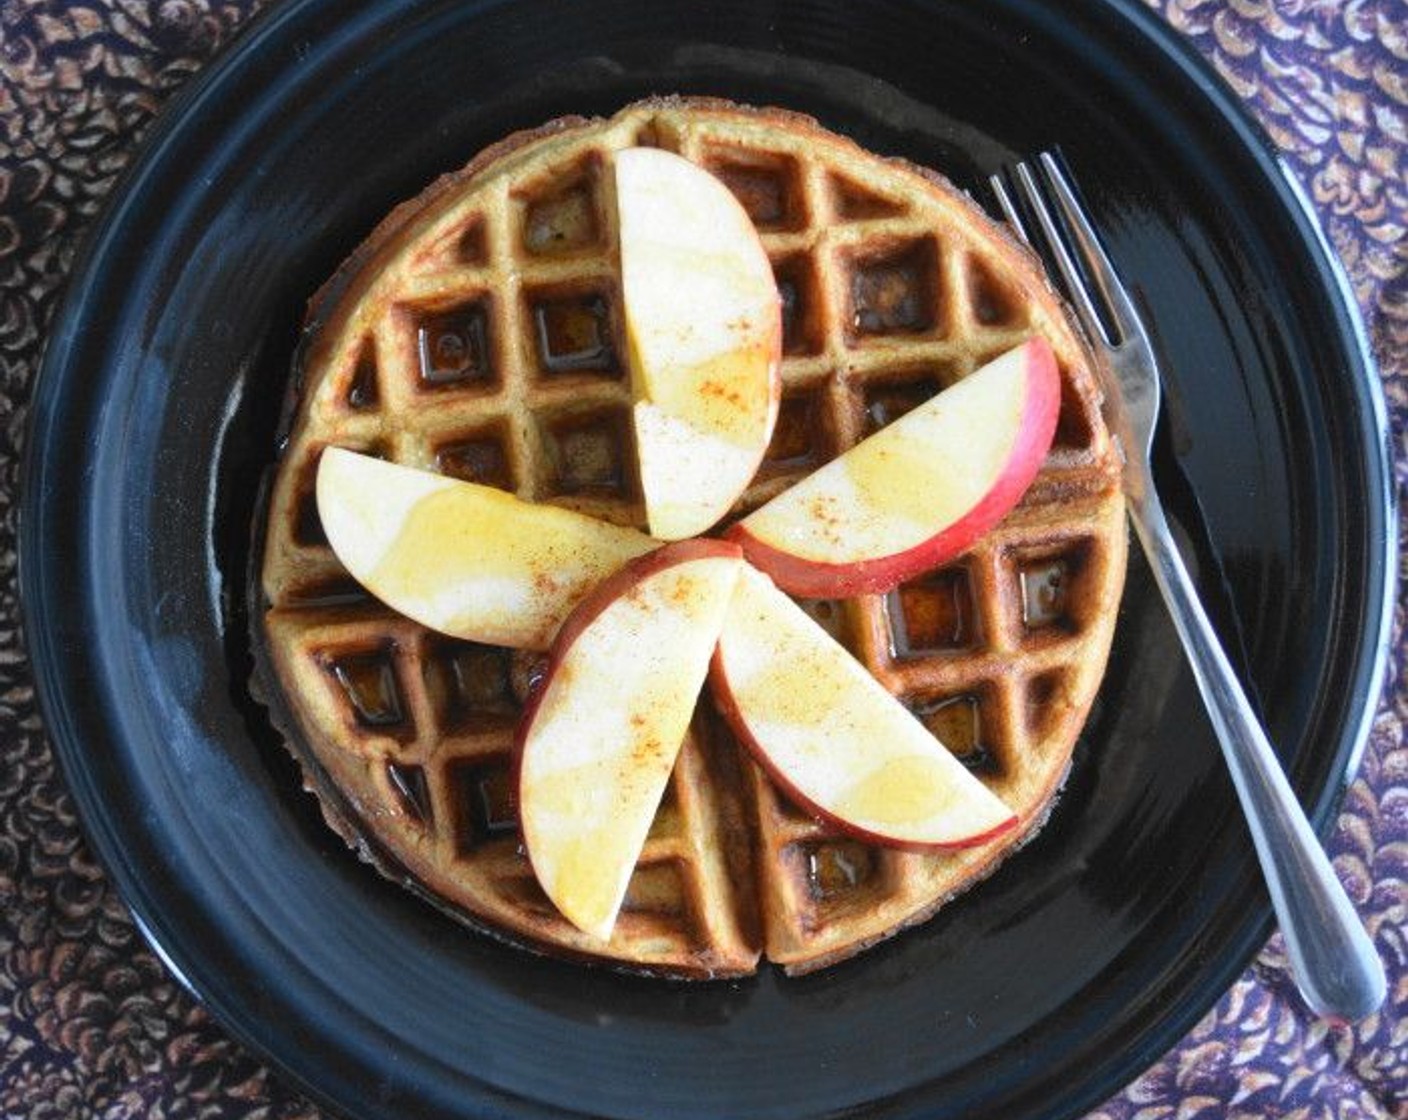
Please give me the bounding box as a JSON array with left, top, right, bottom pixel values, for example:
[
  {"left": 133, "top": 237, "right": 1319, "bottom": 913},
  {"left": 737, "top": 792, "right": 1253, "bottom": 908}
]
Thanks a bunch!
[
  {"left": 728, "top": 338, "right": 1060, "bottom": 597},
  {"left": 711, "top": 565, "right": 1016, "bottom": 850},
  {"left": 315, "top": 447, "right": 657, "bottom": 650},
  {"left": 616, "top": 147, "right": 782, "bottom": 540},
  {"left": 517, "top": 540, "right": 744, "bottom": 940}
]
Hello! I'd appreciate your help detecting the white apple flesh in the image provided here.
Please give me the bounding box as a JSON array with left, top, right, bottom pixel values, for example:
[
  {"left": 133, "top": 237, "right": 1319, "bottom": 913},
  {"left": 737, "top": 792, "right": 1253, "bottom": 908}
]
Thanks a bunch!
[
  {"left": 711, "top": 566, "right": 1017, "bottom": 850},
  {"left": 315, "top": 447, "right": 657, "bottom": 650},
  {"left": 728, "top": 338, "right": 1060, "bottom": 597},
  {"left": 616, "top": 147, "right": 782, "bottom": 540},
  {"left": 517, "top": 540, "right": 744, "bottom": 940}
]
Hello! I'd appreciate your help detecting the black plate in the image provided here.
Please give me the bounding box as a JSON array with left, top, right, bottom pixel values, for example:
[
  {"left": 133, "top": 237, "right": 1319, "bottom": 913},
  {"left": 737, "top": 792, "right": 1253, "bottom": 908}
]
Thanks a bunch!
[{"left": 21, "top": 1, "right": 1395, "bottom": 1117}]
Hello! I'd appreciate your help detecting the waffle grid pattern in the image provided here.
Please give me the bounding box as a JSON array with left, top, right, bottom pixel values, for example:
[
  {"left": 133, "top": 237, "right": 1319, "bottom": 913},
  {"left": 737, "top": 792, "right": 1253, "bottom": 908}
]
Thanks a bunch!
[{"left": 259, "top": 101, "right": 1126, "bottom": 976}]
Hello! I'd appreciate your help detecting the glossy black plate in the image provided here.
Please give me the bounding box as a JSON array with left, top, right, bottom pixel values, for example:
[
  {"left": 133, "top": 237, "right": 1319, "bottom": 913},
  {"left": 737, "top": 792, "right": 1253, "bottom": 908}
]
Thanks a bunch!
[{"left": 21, "top": 1, "right": 1394, "bottom": 1117}]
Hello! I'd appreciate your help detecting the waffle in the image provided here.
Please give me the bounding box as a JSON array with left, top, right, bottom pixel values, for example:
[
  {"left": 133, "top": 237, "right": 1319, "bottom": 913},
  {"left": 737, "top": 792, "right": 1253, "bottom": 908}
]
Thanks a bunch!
[{"left": 254, "top": 98, "right": 1127, "bottom": 978}]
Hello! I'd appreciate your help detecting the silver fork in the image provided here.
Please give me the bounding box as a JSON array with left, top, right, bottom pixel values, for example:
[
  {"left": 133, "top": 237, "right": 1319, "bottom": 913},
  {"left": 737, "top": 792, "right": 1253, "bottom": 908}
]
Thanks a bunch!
[{"left": 990, "top": 153, "right": 1385, "bottom": 1022}]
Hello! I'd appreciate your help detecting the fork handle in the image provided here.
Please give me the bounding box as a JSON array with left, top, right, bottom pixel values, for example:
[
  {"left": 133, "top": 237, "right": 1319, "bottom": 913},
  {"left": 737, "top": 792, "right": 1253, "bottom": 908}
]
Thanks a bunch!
[{"left": 1129, "top": 489, "right": 1385, "bottom": 1021}]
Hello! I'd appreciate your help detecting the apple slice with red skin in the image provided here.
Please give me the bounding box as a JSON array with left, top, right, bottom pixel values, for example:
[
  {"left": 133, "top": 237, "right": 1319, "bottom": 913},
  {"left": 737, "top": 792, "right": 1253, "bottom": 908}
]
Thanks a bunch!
[
  {"left": 728, "top": 338, "right": 1060, "bottom": 598},
  {"left": 711, "top": 565, "right": 1017, "bottom": 851},
  {"left": 517, "top": 540, "right": 744, "bottom": 940},
  {"left": 316, "top": 447, "right": 657, "bottom": 650},
  {"left": 616, "top": 147, "right": 782, "bottom": 541}
]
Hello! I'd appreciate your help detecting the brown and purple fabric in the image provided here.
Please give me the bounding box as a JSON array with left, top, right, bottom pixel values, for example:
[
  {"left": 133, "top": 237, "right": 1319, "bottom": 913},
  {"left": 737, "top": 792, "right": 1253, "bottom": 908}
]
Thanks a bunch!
[{"left": 0, "top": 1, "right": 1403, "bottom": 1116}]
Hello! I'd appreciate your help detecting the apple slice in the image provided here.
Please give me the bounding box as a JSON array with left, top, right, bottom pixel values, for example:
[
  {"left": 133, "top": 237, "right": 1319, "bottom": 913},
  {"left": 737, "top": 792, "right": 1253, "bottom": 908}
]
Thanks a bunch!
[
  {"left": 517, "top": 540, "right": 744, "bottom": 940},
  {"left": 728, "top": 338, "right": 1060, "bottom": 597},
  {"left": 616, "top": 147, "right": 782, "bottom": 540},
  {"left": 315, "top": 447, "right": 657, "bottom": 650},
  {"left": 711, "top": 565, "right": 1016, "bottom": 850}
]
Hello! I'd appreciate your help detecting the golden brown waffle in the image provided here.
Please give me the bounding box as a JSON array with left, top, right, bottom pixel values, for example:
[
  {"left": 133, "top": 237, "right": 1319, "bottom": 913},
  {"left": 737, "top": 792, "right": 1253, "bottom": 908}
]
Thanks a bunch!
[{"left": 254, "top": 97, "right": 1127, "bottom": 978}]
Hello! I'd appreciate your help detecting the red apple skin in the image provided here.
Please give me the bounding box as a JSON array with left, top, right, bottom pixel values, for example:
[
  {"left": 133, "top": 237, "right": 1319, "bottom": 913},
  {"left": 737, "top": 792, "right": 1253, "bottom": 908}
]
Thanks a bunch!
[
  {"left": 513, "top": 538, "right": 745, "bottom": 863},
  {"left": 727, "top": 338, "right": 1061, "bottom": 599},
  {"left": 708, "top": 653, "right": 1017, "bottom": 853}
]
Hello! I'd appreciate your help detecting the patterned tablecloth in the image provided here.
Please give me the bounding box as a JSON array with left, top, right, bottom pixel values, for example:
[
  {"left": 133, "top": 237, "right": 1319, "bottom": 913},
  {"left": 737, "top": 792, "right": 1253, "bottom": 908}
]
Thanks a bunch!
[{"left": 1, "top": 1, "right": 1403, "bottom": 1116}]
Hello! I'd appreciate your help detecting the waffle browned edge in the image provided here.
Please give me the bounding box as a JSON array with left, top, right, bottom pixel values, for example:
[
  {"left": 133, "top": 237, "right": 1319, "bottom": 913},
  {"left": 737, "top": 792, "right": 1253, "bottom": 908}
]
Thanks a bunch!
[{"left": 248, "top": 94, "right": 1127, "bottom": 980}]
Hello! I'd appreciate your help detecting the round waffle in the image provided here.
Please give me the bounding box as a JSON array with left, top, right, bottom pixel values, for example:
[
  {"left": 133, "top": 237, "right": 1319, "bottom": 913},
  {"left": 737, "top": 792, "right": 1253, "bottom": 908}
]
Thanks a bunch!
[{"left": 254, "top": 98, "right": 1127, "bottom": 978}]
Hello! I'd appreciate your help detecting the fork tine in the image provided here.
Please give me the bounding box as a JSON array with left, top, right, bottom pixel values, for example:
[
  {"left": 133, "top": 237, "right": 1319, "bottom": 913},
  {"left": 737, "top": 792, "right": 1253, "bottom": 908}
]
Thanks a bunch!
[
  {"left": 988, "top": 172, "right": 1032, "bottom": 247},
  {"left": 1011, "top": 161, "right": 1115, "bottom": 348},
  {"left": 1035, "top": 153, "right": 1143, "bottom": 344}
]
